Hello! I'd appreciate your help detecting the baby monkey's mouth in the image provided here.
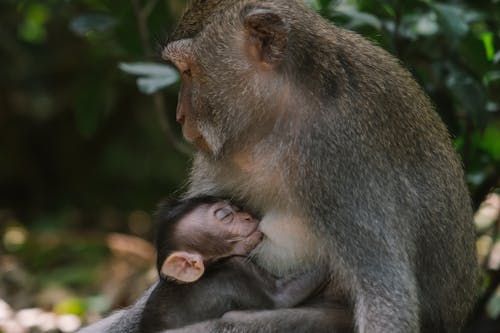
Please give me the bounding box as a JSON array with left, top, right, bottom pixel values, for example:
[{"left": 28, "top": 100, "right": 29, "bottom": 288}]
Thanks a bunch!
[
  {"left": 235, "top": 228, "right": 263, "bottom": 245},
  {"left": 248, "top": 229, "right": 263, "bottom": 242},
  {"left": 230, "top": 228, "right": 263, "bottom": 257}
]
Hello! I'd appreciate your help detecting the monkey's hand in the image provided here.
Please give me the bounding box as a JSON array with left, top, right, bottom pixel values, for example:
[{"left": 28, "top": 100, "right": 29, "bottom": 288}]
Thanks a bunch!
[{"left": 163, "top": 307, "right": 352, "bottom": 333}]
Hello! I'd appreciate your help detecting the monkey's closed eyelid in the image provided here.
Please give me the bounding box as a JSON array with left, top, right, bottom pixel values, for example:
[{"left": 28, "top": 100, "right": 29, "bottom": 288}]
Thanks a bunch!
[{"left": 214, "top": 208, "right": 233, "bottom": 221}]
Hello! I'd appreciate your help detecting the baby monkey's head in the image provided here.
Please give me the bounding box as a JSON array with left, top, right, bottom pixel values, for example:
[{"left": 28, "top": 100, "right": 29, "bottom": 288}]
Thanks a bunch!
[{"left": 155, "top": 196, "right": 262, "bottom": 283}]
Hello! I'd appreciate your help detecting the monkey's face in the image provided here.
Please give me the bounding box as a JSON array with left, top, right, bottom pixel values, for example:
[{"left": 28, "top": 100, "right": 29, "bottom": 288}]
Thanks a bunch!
[
  {"left": 163, "top": 2, "right": 291, "bottom": 157},
  {"left": 162, "top": 39, "right": 210, "bottom": 152},
  {"left": 177, "top": 201, "right": 262, "bottom": 258}
]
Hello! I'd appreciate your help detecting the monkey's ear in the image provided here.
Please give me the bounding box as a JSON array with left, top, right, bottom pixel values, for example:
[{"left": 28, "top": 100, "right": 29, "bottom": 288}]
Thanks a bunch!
[
  {"left": 161, "top": 251, "right": 205, "bottom": 283},
  {"left": 241, "top": 6, "right": 289, "bottom": 68}
]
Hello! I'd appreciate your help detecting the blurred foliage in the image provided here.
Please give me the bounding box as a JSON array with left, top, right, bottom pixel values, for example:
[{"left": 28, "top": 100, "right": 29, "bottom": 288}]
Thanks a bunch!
[{"left": 0, "top": 0, "right": 499, "bottom": 331}]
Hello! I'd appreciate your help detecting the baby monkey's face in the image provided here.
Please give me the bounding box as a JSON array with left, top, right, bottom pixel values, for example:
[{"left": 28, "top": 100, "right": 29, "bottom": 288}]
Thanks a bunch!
[{"left": 179, "top": 201, "right": 262, "bottom": 256}]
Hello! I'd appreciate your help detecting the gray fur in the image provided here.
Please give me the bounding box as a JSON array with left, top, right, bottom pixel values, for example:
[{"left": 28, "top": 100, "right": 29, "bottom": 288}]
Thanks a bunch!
[{"left": 162, "top": 1, "right": 478, "bottom": 332}]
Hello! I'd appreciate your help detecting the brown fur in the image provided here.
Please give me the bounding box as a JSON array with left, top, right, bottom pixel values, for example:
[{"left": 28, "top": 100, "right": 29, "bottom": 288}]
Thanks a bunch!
[{"left": 162, "top": 1, "right": 479, "bottom": 332}]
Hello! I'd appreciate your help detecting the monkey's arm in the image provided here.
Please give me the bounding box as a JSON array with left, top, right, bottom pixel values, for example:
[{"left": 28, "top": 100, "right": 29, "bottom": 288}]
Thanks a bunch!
[
  {"left": 163, "top": 307, "right": 353, "bottom": 333},
  {"left": 228, "top": 257, "right": 329, "bottom": 308},
  {"left": 269, "top": 268, "right": 329, "bottom": 308}
]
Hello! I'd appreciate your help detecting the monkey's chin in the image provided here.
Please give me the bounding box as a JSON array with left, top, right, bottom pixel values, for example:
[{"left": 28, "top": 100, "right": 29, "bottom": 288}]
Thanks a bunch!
[
  {"left": 250, "top": 237, "right": 309, "bottom": 277},
  {"left": 233, "top": 230, "right": 263, "bottom": 256},
  {"left": 188, "top": 136, "right": 211, "bottom": 153}
]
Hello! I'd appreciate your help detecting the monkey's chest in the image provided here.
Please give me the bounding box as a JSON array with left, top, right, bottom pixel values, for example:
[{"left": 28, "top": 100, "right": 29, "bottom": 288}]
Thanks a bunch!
[
  {"left": 220, "top": 151, "right": 288, "bottom": 207},
  {"left": 251, "top": 210, "right": 320, "bottom": 274}
]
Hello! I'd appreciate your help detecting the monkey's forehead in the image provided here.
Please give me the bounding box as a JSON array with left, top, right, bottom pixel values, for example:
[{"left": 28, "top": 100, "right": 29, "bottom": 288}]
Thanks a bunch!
[{"left": 170, "top": 0, "right": 230, "bottom": 41}]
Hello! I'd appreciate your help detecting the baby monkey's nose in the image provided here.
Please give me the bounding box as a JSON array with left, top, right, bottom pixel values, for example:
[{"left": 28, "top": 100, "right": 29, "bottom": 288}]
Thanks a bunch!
[{"left": 239, "top": 212, "right": 254, "bottom": 222}]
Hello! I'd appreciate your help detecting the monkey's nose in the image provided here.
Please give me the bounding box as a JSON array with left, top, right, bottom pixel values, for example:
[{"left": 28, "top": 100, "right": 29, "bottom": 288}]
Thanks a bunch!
[
  {"left": 241, "top": 213, "right": 254, "bottom": 223},
  {"left": 176, "top": 113, "right": 185, "bottom": 124}
]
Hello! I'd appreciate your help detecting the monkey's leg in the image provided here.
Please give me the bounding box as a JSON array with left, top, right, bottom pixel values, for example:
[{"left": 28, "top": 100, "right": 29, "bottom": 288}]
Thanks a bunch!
[
  {"left": 162, "top": 307, "right": 353, "bottom": 333},
  {"left": 344, "top": 250, "right": 420, "bottom": 333}
]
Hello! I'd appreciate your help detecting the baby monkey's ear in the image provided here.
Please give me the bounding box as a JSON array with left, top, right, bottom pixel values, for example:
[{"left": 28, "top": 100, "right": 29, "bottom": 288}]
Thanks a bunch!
[{"left": 161, "top": 251, "right": 205, "bottom": 283}]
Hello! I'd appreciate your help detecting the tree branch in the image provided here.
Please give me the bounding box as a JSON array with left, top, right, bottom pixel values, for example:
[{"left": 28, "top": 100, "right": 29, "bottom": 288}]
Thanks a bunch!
[{"left": 130, "top": 0, "right": 192, "bottom": 155}]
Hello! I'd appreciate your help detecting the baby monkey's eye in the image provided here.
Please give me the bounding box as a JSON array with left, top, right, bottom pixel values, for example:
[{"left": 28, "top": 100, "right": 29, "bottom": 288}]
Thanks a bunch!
[{"left": 215, "top": 207, "right": 233, "bottom": 222}]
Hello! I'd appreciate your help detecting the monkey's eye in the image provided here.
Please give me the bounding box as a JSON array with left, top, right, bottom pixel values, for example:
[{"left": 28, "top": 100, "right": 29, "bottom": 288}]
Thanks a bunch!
[{"left": 215, "top": 207, "right": 233, "bottom": 222}]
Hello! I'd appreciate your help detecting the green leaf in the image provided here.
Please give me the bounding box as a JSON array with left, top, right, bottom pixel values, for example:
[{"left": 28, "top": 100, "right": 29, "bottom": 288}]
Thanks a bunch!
[
  {"left": 432, "top": 3, "right": 468, "bottom": 38},
  {"left": 137, "top": 76, "right": 179, "bottom": 94},
  {"left": 119, "top": 62, "right": 178, "bottom": 77},
  {"left": 305, "top": 0, "right": 321, "bottom": 11},
  {"left": 335, "top": 5, "right": 382, "bottom": 30},
  {"left": 401, "top": 12, "right": 438, "bottom": 39},
  {"left": 84, "top": 295, "right": 111, "bottom": 314},
  {"left": 18, "top": 4, "right": 50, "bottom": 43},
  {"left": 305, "top": 0, "right": 334, "bottom": 11},
  {"left": 480, "top": 123, "right": 500, "bottom": 161},
  {"left": 54, "top": 298, "right": 86, "bottom": 316},
  {"left": 70, "top": 13, "right": 117, "bottom": 36},
  {"left": 382, "top": 4, "right": 395, "bottom": 18},
  {"left": 484, "top": 71, "right": 500, "bottom": 86},
  {"left": 446, "top": 67, "right": 488, "bottom": 129},
  {"left": 119, "top": 62, "right": 179, "bottom": 94},
  {"left": 414, "top": 12, "right": 439, "bottom": 36},
  {"left": 495, "top": 52, "right": 500, "bottom": 64},
  {"left": 481, "top": 32, "right": 496, "bottom": 61},
  {"left": 486, "top": 289, "right": 500, "bottom": 319}
]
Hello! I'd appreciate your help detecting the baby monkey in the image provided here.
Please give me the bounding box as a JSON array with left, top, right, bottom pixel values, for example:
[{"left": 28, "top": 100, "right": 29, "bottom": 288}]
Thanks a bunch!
[
  {"left": 139, "top": 196, "right": 330, "bottom": 332},
  {"left": 156, "top": 196, "right": 263, "bottom": 283}
]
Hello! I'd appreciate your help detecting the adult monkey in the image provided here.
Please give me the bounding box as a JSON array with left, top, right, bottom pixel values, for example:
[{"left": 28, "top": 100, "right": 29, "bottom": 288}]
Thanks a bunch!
[{"left": 162, "top": 0, "right": 478, "bottom": 332}]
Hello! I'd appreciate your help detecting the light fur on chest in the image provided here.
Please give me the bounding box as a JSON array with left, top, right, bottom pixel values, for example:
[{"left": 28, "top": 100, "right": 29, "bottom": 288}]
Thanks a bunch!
[{"left": 251, "top": 209, "right": 320, "bottom": 276}]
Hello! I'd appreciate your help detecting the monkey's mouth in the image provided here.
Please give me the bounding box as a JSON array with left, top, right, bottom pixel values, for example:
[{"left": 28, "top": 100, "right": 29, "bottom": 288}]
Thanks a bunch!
[
  {"left": 231, "top": 229, "right": 263, "bottom": 257},
  {"left": 243, "top": 229, "right": 264, "bottom": 247}
]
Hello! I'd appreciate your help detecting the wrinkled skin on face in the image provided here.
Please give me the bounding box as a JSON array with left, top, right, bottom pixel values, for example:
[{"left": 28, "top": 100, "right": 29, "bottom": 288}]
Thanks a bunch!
[
  {"left": 159, "top": 200, "right": 264, "bottom": 283},
  {"left": 163, "top": 1, "right": 294, "bottom": 157}
]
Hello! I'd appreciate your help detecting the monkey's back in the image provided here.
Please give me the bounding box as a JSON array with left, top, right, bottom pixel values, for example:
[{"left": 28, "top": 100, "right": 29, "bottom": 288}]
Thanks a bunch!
[{"left": 293, "top": 21, "right": 478, "bottom": 332}]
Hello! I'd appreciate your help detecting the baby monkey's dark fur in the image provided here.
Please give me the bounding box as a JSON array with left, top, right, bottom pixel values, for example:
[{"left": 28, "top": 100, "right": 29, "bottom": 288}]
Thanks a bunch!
[{"left": 142, "top": 196, "right": 351, "bottom": 332}]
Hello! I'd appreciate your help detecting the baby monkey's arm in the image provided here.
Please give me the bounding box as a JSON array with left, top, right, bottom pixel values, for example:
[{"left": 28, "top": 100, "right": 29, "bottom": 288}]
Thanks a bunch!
[
  {"left": 241, "top": 259, "right": 329, "bottom": 308},
  {"left": 271, "top": 268, "right": 330, "bottom": 308}
]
